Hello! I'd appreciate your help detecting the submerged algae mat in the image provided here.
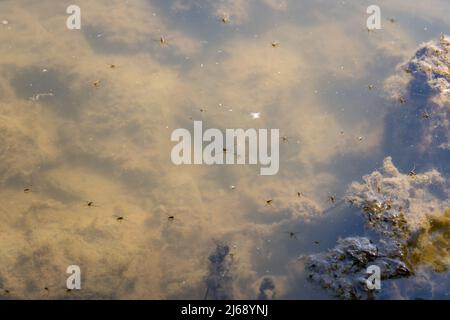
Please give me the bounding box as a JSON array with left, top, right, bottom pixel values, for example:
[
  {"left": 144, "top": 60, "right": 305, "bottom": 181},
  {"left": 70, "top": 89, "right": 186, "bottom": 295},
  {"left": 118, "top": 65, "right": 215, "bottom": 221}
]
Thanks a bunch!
[{"left": 407, "top": 210, "right": 450, "bottom": 273}]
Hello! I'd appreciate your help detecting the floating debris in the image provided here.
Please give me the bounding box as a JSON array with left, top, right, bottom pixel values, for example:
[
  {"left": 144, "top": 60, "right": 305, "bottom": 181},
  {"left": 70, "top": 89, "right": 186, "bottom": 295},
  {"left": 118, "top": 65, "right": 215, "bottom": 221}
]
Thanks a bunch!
[
  {"left": 250, "top": 112, "right": 261, "bottom": 119},
  {"left": 30, "top": 92, "right": 54, "bottom": 101}
]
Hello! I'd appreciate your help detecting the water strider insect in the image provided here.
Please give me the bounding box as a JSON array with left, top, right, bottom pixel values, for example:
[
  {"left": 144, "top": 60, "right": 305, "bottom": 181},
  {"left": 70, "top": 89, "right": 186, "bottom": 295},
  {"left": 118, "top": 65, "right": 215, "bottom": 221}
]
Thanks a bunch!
[
  {"left": 399, "top": 96, "right": 407, "bottom": 104},
  {"left": 388, "top": 18, "right": 396, "bottom": 23},
  {"left": 115, "top": 216, "right": 125, "bottom": 221},
  {"left": 220, "top": 148, "right": 239, "bottom": 158},
  {"left": 368, "top": 84, "right": 375, "bottom": 90},
  {"left": 168, "top": 215, "right": 175, "bottom": 222},
  {"left": 314, "top": 240, "right": 320, "bottom": 245},
  {"left": 282, "top": 136, "right": 289, "bottom": 143},
  {"left": 285, "top": 231, "right": 300, "bottom": 240},
  {"left": 329, "top": 195, "right": 336, "bottom": 204},
  {"left": 108, "top": 64, "right": 116, "bottom": 69},
  {"left": 271, "top": 42, "right": 280, "bottom": 48},
  {"left": 422, "top": 112, "right": 431, "bottom": 120},
  {"left": 24, "top": 186, "right": 32, "bottom": 193},
  {"left": 154, "top": 35, "right": 172, "bottom": 47},
  {"left": 85, "top": 201, "right": 98, "bottom": 208},
  {"left": 220, "top": 15, "right": 230, "bottom": 24},
  {"left": 93, "top": 80, "right": 101, "bottom": 88},
  {"left": 297, "top": 192, "right": 303, "bottom": 198},
  {"left": 408, "top": 165, "right": 417, "bottom": 177},
  {"left": 265, "top": 199, "right": 273, "bottom": 206}
]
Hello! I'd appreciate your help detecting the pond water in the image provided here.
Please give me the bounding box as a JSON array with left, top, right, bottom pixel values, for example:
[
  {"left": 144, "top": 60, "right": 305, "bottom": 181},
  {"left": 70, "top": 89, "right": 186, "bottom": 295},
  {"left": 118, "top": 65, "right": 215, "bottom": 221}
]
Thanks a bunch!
[{"left": 0, "top": 0, "right": 448, "bottom": 299}]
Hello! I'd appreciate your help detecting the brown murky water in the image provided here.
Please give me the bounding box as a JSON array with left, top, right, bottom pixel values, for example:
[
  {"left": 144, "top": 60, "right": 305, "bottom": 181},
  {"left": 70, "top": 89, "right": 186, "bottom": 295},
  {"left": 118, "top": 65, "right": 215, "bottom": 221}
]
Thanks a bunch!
[{"left": 0, "top": 0, "right": 448, "bottom": 299}]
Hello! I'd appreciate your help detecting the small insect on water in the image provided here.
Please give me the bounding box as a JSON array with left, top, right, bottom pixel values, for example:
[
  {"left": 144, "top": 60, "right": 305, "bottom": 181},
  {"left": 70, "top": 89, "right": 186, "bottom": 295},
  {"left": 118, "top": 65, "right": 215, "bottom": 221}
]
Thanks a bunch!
[
  {"left": 154, "top": 35, "right": 172, "bottom": 47},
  {"left": 285, "top": 231, "right": 300, "bottom": 240},
  {"left": 220, "top": 15, "right": 230, "bottom": 24},
  {"left": 297, "top": 192, "right": 303, "bottom": 198},
  {"left": 168, "top": 216, "right": 175, "bottom": 222},
  {"left": 388, "top": 18, "right": 396, "bottom": 23},
  {"left": 408, "top": 165, "right": 417, "bottom": 177},
  {"left": 24, "top": 185, "right": 32, "bottom": 193},
  {"left": 108, "top": 64, "right": 116, "bottom": 69},
  {"left": 271, "top": 42, "right": 280, "bottom": 48},
  {"left": 265, "top": 199, "right": 273, "bottom": 206},
  {"left": 368, "top": 84, "right": 375, "bottom": 90},
  {"left": 328, "top": 195, "right": 336, "bottom": 204},
  {"left": 93, "top": 80, "right": 101, "bottom": 88},
  {"left": 85, "top": 201, "right": 98, "bottom": 208},
  {"left": 399, "top": 96, "right": 407, "bottom": 104},
  {"left": 422, "top": 112, "right": 431, "bottom": 120},
  {"left": 282, "top": 136, "right": 289, "bottom": 143}
]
